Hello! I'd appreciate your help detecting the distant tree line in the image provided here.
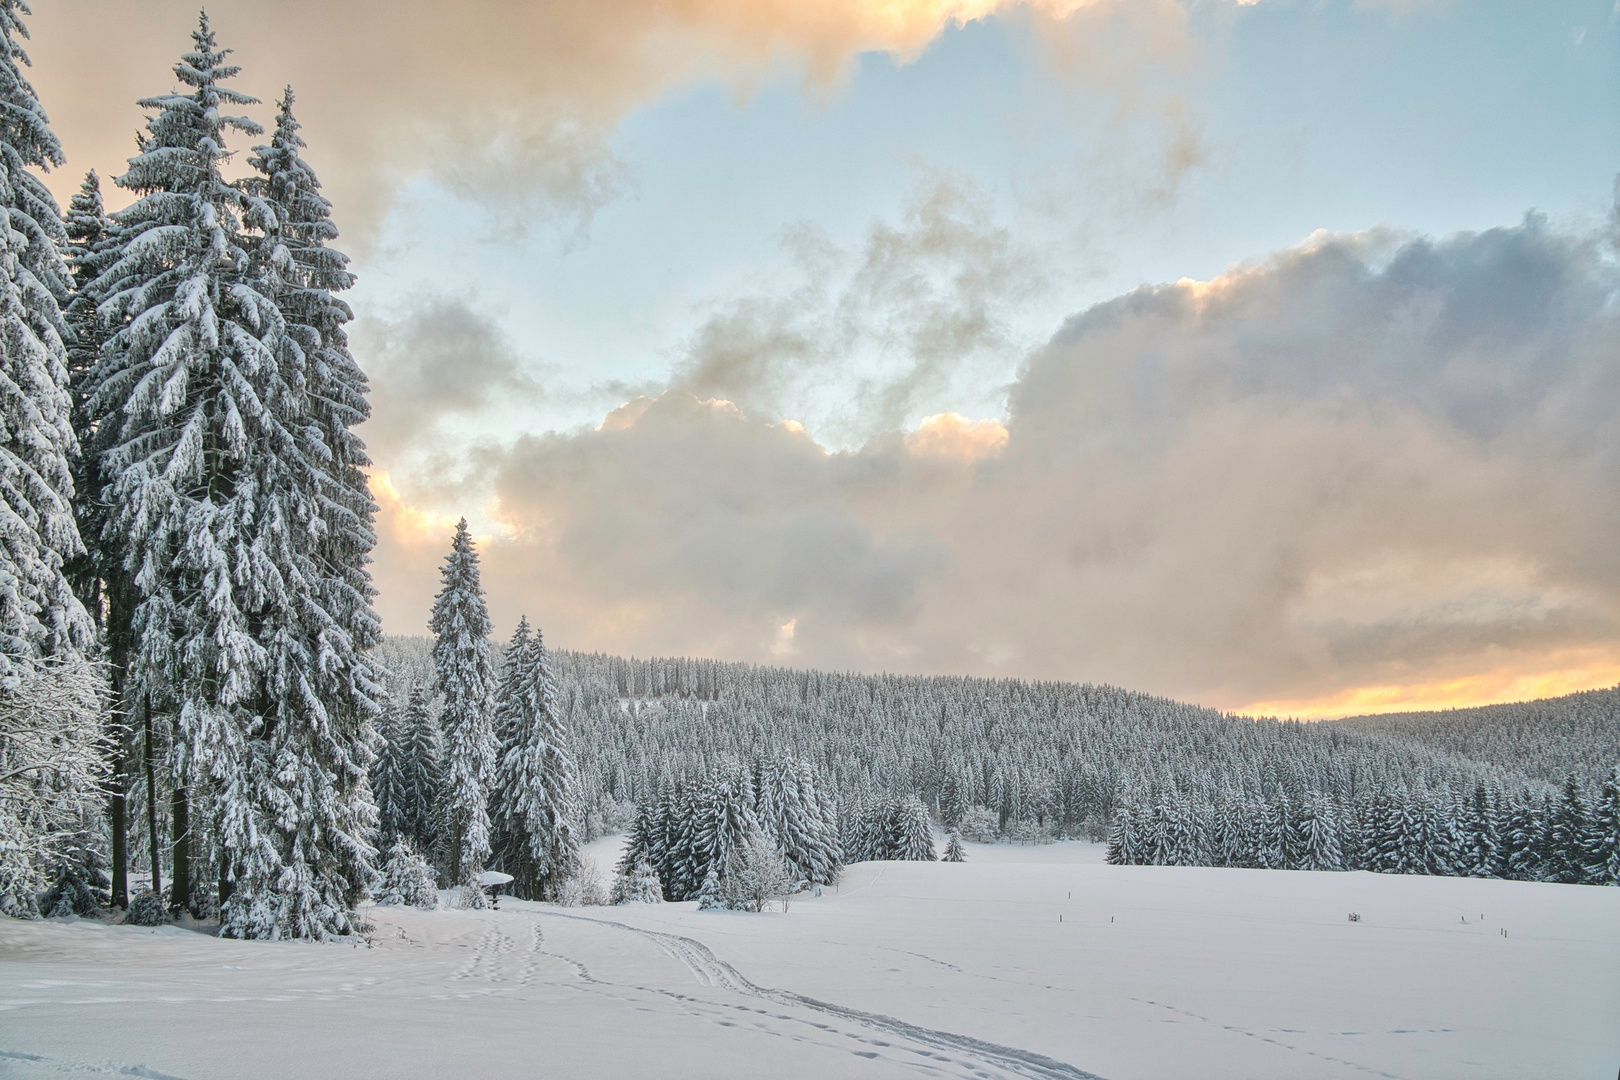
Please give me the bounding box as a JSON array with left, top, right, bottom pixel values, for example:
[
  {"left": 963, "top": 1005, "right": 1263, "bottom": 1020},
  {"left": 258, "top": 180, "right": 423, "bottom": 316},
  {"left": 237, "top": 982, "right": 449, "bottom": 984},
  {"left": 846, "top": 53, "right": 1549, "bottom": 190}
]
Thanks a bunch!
[
  {"left": 375, "top": 639, "right": 1610, "bottom": 850},
  {"left": 1107, "top": 770, "right": 1620, "bottom": 885}
]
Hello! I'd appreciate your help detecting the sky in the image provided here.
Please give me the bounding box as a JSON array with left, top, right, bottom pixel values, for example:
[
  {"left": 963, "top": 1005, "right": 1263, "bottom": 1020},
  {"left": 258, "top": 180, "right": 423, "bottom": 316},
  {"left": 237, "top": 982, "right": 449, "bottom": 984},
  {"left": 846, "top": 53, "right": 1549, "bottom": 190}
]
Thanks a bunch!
[{"left": 28, "top": 0, "right": 1620, "bottom": 717}]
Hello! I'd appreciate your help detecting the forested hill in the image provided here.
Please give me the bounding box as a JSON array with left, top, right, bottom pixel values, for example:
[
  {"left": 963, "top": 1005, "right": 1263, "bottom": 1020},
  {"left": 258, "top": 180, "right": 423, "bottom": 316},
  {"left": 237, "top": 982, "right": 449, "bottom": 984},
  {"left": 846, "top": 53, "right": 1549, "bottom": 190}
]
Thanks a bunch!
[
  {"left": 372, "top": 638, "right": 1616, "bottom": 839},
  {"left": 1330, "top": 687, "right": 1620, "bottom": 786}
]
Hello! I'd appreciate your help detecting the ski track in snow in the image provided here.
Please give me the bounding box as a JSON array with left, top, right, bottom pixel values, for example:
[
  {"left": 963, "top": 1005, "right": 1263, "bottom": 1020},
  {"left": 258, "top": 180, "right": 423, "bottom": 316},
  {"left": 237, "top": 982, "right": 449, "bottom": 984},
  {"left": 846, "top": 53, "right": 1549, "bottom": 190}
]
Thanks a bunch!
[
  {"left": 0, "top": 1047, "right": 192, "bottom": 1079},
  {"left": 534, "top": 908, "right": 1109, "bottom": 1080}
]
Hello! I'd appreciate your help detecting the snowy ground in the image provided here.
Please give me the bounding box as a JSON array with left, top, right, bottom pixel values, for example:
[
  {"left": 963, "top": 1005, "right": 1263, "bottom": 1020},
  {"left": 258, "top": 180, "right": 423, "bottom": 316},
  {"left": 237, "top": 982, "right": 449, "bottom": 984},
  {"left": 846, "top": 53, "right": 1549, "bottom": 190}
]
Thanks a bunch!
[{"left": 2, "top": 843, "right": 1616, "bottom": 1080}]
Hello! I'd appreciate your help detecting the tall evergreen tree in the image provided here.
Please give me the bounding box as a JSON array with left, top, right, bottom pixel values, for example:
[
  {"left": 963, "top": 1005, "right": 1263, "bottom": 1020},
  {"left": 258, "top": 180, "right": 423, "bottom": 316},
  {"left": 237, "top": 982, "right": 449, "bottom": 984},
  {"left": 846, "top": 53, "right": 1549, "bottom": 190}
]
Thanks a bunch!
[
  {"left": 887, "top": 794, "right": 937, "bottom": 862},
  {"left": 63, "top": 170, "right": 113, "bottom": 611},
  {"left": 1590, "top": 766, "right": 1620, "bottom": 886},
  {"left": 246, "top": 87, "right": 382, "bottom": 713},
  {"left": 1463, "top": 781, "right": 1501, "bottom": 878},
  {"left": 244, "top": 84, "right": 383, "bottom": 935},
  {"left": 756, "top": 758, "right": 839, "bottom": 884},
  {"left": 1548, "top": 774, "right": 1592, "bottom": 885},
  {"left": 88, "top": 15, "right": 376, "bottom": 938},
  {"left": 430, "top": 518, "right": 495, "bottom": 885},
  {"left": 63, "top": 168, "right": 132, "bottom": 908},
  {"left": 489, "top": 617, "right": 580, "bottom": 899},
  {"left": 0, "top": 0, "right": 91, "bottom": 670},
  {"left": 372, "top": 685, "right": 443, "bottom": 853}
]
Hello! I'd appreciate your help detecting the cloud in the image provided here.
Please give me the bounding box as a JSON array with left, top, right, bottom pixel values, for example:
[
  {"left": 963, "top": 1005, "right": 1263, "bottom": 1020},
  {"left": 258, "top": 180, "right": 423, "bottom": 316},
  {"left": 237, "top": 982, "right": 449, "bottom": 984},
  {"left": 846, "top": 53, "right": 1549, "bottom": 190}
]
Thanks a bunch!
[
  {"left": 371, "top": 211, "right": 1620, "bottom": 713},
  {"left": 353, "top": 296, "right": 544, "bottom": 466},
  {"left": 25, "top": 0, "right": 1231, "bottom": 236},
  {"left": 675, "top": 173, "right": 1044, "bottom": 438},
  {"left": 904, "top": 413, "right": 1009, "bottom": 460}
]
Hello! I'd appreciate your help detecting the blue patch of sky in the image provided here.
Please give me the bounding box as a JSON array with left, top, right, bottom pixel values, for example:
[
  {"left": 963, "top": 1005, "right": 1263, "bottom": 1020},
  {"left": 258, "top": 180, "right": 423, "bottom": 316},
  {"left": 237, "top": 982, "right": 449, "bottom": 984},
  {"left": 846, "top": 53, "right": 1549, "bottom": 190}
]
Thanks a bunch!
[{"left": 353, "top": 0, "right": 1619, "bottom": 447}]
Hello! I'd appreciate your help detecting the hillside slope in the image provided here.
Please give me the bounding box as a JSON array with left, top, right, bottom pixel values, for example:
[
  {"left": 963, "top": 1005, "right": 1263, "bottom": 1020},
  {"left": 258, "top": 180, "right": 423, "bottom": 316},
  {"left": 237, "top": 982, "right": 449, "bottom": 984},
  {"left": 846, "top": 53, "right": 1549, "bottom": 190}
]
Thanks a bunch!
[
  {"left": 1331, "top": 687, "right": 1620, "bottom": 785},
  {"left": 371, "top": 638, "right": 1587, "bottom": 837}
]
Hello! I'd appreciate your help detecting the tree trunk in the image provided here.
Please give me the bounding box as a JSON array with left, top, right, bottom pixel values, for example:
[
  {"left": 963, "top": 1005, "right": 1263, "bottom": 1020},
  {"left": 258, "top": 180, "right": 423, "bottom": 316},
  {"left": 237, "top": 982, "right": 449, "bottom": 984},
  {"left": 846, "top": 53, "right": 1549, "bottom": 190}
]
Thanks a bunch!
[
  {"left": 218, "top": 855, "right": 233, "bottom": 910},
  {"left": 108, "top": 758, "right": 128, "bottom": 909},
  {"left": 170, "top": 785, "right": 190, "bottom": 915},
  {"left": 142, "top": 699, "right": 161, "bottom": 900}
]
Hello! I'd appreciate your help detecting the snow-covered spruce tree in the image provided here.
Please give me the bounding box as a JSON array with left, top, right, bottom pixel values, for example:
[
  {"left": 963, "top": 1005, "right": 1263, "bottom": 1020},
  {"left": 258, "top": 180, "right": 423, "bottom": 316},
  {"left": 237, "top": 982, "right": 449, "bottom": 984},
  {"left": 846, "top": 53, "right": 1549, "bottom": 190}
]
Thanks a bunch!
[
  {"left": 375, "top": 837, "right": 437, "bottom": 909},
  {"left": 0, "top": 0, "right": 104, "bottom": 918},
  {"left": 1548, "top": 774, "right": 1592, "bottom": 885},
  {"left": 1464, "top": 781, "right": 1501, "bottom": 878},
  {"left": 611, "top": 853, "right": 663, "bottom": 904},
  {"left": 1591, "top": 766, "right": 1620, "bottom": 885},
  {"left": 486, "top": 618, "right": 531, "bottom": 889},
  {"left": 755, "top": 758, "right": 840, "bottom": 885},
  {"left": 63, "top": 169, "right": 132, "bottom": 908},
  {"left": 943, "top": 831, "right": 966, "bottom": 862},
  {"left": 0, "top": 0, "right": 91, "bottom": 675},
  {"left": 430, "top": 519, "right": 496, "bottom": 886},
  {"left": 63, "top": 171, "right": 114, "bottom": 608},
  {"left": 884, "top": 795, "right": 936, "bottom": 861},
  {"left": 489, "top": 617, "right": 580, "bottom": 899},
  {"left": 243, "top": 84, "right": 386, "bottom": 928},
  {"left": 1295, "top": 795, "right": 1343, "bottom": 872},
  {"left": 696, "top": 864, "right": 723, "bottom": 910},
  {"left": 246, "top": 87, "right": 384, "bottom": 734},
  {"left": 89, "top": 16, "right": 376, "bottom": 938},
  {"left": 372, "top": 685, "right": 443, "bottom": 853}
]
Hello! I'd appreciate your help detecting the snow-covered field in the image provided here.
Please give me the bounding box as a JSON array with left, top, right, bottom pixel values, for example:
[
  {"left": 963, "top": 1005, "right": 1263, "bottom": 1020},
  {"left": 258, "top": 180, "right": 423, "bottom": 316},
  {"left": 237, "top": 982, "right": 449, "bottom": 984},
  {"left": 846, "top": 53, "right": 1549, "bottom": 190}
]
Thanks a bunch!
[{"left": 2, "top": 843, "right": 1615, "bottom": 1080}]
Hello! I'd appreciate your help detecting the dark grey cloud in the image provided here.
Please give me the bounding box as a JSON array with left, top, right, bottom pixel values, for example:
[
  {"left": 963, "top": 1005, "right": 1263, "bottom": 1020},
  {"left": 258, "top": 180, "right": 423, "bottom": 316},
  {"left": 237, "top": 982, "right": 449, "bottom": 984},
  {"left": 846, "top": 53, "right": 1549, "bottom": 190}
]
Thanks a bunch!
[{"left": 354, "top": 296, "right": 545, "bottom": 464}]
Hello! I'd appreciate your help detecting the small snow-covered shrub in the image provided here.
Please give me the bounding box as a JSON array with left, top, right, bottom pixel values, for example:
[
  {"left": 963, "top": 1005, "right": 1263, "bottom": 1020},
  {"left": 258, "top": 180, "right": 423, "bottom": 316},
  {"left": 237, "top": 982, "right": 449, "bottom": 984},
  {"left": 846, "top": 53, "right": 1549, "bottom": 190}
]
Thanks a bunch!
[
  {"left": 696, "top": 866, "right": 725, "bottom": 910},
  {"left": 957, "top": 805, "right": 1001, "bottom": 844},
  {"left": 125, "top": 890, "right": 167, "bottom": 926},
  {"left": 612, "top": 854, "right": 663, "bottom": 904},
  {"left": 716, "top": 834, "right": 796, "bottom": 913},
  {"left": 943, "top": 832, "right": 967, "bottom": 863},
  {"left": 40, "top": 852, "right": 107, "bottom": 917},
  {"left": 555, "top": 855, "right": 609, "bottom": 907},
  {"left": 454, "top": 881, "right": 489, "bottom": 910},
  {"left": 376, "top": 839, "right": 438, "bottom": 909}
]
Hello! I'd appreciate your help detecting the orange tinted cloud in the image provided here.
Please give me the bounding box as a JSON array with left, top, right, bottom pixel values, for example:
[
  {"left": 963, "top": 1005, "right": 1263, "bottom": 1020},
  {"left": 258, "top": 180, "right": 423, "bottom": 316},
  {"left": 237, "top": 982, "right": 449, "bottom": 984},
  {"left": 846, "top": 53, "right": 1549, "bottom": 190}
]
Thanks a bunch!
[
  {"left": 904, "top": 412, "right": 1009, "bottom": 460},
  {"left": 26, "top": 0, "right": 1216, "bottom": 232},
  {"left": 1231, "top": 652, "right": 1620, "bottom": 719}
]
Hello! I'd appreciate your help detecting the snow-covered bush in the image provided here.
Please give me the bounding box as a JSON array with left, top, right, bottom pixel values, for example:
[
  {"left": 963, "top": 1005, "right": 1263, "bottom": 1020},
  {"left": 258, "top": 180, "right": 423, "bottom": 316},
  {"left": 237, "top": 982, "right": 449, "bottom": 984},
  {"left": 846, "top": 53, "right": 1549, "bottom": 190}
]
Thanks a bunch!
[
  {"left": 555, "top": 855, "right": 609, "bottom": 907},
  {"left": 957, "top": 805, "right": 1001, "bottom": 844},
  {"left": 612, "top": 854, "right": 663, "bottom": 904},
  {"left": 0, "top": 658, "right": 109, "bottom": 918},
  {"left": 717, "top": 833, "right": 796, "bottom": 913},
  {"left": 125, "top": 890, "right": 166, "bottom": 926},
  {"left": 454, "top": 881, "right": 489, "bottom": 910},
  {"left": 1004, "top": 817, "right": 1055, "bottom": 845},
  {"left": 696, "top": 866, "right": 724, "bottom": 910},
  {"left": 375, "top": 840, "right": 438, "bottom": 909},
  {"left": 40, "top": 852, "right": 108, "bottom": 917}
]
